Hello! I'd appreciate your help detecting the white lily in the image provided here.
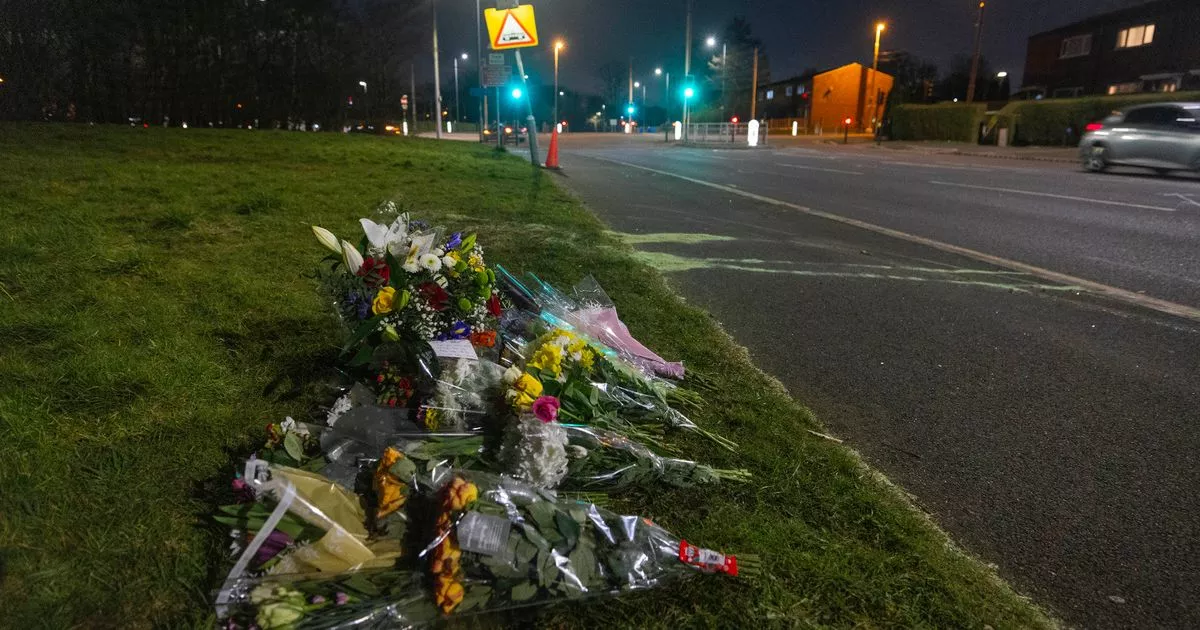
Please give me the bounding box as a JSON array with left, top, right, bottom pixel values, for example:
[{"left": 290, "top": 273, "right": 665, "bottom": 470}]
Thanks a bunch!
[
  {"left": 311, "top": 226, "right": 341, "bottom": 254},
  {"left": 401, "top": 231, "right": 439, "bottom": 272},
  {"left": 340, "top": 240, "right": 364, "bottom": 274},
  {"left": 360, "top": 217, "right": 409, "bottom": 256}
]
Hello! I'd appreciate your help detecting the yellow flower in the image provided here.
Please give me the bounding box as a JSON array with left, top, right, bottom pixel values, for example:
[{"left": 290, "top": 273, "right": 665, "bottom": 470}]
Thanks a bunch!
[
  {"left": 468, "top": 253, "right": 485, "bottom": 272},
  {"left": 373, "top": 447, "right": 408, "bottom": 520},
  {"left": 578, "top": 348, "right": 595, "bottom": 370},
  {"left": 372, "top": 287, "right": 397, "bottom": 315},
  {"left": 421, "top": 408, "right": 442, "bottom": 431},
  {"left": 514, "top": 373, "right": 543, "bottom": 398},
  {"left": 434, "top": 575, "right": 465, "bottom": 613},
  {"left": 527, "top": 345, "right": 563, "bottom": 376}
]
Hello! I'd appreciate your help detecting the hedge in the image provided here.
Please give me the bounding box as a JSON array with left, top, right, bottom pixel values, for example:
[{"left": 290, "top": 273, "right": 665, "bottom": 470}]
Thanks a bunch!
[
  {"left": 890, "top": 103, "right": 987, "bottom": 142},
  {"left": 997, "top": 91, "right": 1200, "bottom": 146}
]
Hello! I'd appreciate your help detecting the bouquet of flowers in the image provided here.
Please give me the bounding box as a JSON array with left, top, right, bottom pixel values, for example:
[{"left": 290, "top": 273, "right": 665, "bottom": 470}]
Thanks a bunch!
[
  {"left": 503, "top": 327, "right": 735, "bottom": 451},
  {"left": 223, "top": 469, "right": 756, "bottom": 628},
  {"left": 311, "top": 204, "right": 502, "bottom": 366}
]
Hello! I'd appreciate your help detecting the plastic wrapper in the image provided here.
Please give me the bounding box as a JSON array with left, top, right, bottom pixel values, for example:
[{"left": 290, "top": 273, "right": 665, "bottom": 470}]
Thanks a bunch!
[
  {"left": 411, "top": 354, "right": 506, "bottom": 433},
  {"left": 559, "top": 425, "right": 751, "bottom": 490},
  {"left": 214, "top": 460, "right": 404, "bottom": 620},
  {"left": 502, "top": 327, "right": 734, "bottom": 452},
  {"left": 220, "top": 469, "right": 755, "bottom": 629}
]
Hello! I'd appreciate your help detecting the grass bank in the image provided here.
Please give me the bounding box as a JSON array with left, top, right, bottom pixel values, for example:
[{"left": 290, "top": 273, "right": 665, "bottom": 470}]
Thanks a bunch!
[{"left": 0, "top": 124, "right": 1053, "bottom": 628}]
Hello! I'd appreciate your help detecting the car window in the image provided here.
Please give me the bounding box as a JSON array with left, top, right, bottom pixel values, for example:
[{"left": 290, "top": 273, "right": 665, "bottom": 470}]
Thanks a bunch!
[
  {"left": 1122, "top": 107, "right": 1170, "bottom": 125},
  {"left": 1172, "top": 108, "right": 1200, "bottom": 131}
]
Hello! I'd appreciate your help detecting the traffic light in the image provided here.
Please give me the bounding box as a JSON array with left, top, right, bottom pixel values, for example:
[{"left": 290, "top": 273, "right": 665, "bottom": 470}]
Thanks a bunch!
[
  {"left": 923, "top": 80, "right": 934, "bottom": 101},
  {"left": 683, "top": 87, "right": 695, "bottom": 99},
  {"left": 627, "top": 105, "right": 635, "bottom": 115}
]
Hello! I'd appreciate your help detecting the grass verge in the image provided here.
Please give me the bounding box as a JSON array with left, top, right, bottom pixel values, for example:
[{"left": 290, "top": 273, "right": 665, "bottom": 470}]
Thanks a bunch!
[{"left": 0, "top": 124, "right": 1053, "bottom": 628}]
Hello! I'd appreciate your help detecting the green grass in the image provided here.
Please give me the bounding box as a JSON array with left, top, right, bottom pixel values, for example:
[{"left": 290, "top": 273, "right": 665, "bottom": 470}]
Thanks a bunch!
[{"left": 0, "top": 124, "right": 1054, "bottom": 629}]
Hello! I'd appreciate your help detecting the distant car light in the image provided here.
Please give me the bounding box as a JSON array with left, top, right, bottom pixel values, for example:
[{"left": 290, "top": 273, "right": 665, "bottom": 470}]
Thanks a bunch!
[{"left": 1085, "top": 122, "right": 1105, "bottom": 132}]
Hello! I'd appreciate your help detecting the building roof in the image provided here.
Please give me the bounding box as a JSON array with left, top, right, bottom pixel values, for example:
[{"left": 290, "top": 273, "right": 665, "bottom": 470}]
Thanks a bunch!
[{"left": 1029, "top": 0, "right": 1192, "bottom": 39}]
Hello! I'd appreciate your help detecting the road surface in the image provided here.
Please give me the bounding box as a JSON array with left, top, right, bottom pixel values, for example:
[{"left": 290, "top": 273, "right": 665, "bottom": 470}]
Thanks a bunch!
[{"left": 550, "top": 135, "right": 1200, "bottom": 629}]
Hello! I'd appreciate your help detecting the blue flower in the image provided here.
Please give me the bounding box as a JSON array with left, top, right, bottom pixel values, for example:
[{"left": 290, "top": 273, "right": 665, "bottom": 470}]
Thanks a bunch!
[{"left": 445, "top": 232, "right": 463, "bottom": 250}]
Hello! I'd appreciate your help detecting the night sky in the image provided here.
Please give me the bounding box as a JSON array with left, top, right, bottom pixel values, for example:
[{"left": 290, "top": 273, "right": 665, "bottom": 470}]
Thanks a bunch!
[{"left": 433, "top": 0, "right": 1138, "bottom": 101}]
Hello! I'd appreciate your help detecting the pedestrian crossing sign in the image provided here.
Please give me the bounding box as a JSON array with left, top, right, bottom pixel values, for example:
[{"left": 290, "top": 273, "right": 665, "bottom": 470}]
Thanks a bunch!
[{"left": 485, "top": 5, "right": 539, "bottom": 50}]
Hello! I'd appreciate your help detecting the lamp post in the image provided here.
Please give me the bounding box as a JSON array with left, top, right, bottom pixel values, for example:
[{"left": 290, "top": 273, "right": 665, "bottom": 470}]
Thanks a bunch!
[
  {"left": 655, "top": 67, "right": 670, "bottom": 126},
  {"left": 453, "top": 53, "right": 467, "bottom": 123},
  {"left": 869, "top": 21, "right": 886, "bottom": 132},
  {"left": 707, "top": 37, "right": 727, "bottom": 115},
  {"left": 967, "top": 1, "right": 986, "bottom": 103},
  {"left": 554, "top": 40, "right": 565, "bottom": 129},
  {"left": 358, "top": 81, "right": 368, "bottom": 121}
]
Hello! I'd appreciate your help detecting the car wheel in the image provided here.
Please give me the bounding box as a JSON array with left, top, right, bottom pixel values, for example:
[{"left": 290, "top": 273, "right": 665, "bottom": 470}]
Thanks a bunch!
[{"left": 1083, "top": 146, "right": 1109, "bottom": 172}]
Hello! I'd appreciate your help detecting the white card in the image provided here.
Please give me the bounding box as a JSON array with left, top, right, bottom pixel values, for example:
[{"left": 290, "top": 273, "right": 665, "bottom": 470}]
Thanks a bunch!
[{"left": 428, "top": 339, "right": 478, "bottom": 360}]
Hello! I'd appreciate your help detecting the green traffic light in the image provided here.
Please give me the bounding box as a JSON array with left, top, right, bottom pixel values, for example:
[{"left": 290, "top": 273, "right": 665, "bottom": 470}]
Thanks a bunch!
[
  {"left": 683, "top": 87, "right": 695, "bottom": 99},
  {"left": 511, "top": 88, "right": 522, "bottom": 99}
]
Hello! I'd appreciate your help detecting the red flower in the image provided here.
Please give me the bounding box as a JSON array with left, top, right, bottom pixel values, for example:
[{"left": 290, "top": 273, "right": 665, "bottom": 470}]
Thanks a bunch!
[
  {"left": 418, "top": 283, "right": 450, "bottom": 311},
  {"left": 358, "top": 257, "right": 391, "bottom": 287},
  {"left": 486, "top": 294, "right": 502, "bottom": 317}
]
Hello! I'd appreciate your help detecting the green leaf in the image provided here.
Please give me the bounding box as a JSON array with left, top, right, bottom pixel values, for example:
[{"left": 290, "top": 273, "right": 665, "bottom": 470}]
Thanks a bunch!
[
  {"left": 283, "top": 432, "right": 304, "bottom": 463},
  {"left": 515, "top": 538, "right": 538, "bottom": 565},
  {"left": 348, "top": 343, "right": 374, "bottom": 367},
  {"left": 457, "top": 585, "right": 492, "bottom": 612},
  {"left": 510, "top": 581, "right": 538, "bottom": 602},
  {"left": 555, "top": 512, "right": 581, "bottom": 549},
  {"left": 342, "top": 573, "right": 381, "bottom": 597},
  {"left": 342, "top": 315, "right": 384, "bottom": 354},
  {"left": 389, "top": 456, "right": 417, "bottom": 480}
]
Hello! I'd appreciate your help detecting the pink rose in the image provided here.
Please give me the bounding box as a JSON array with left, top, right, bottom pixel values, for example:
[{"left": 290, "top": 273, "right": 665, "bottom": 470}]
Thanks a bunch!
[{"left": 530, "top": 396, "right": 560, "bottom": 424}]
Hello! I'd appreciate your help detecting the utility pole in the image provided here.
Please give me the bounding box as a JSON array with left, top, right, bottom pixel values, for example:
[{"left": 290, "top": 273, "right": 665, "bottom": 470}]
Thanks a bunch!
[
  {"left": 432, "top": 0, "right": 443, "bottom": 139},
  {"left": 513, "top": 49, "right": 539, "bottom": 166},
  {"left": 720, "top": 43, "right": 727, "bottom": 116},
  {"left": 870, "top": 22, "right": 886, "bottom": 133},
  {"left": 966, "top": 1, "right": 986, "bottom": 103},
  {"left": 628, "top": 57, "right": 634, "bottom": 107},
  {"left": 411, "top": 64, "right": 417, "bottom": 131},
  {"left": 750, "top": 47, "right": 758, "bottom": 121},
  {"left": 476, "top": 0, "right": 485, "bottom": 141},
  {"left": 453, "top": 55, "right": 461, "bottom": 123},
  {"left": 683, "top": 0, "right": 692, "bottom": 141}
]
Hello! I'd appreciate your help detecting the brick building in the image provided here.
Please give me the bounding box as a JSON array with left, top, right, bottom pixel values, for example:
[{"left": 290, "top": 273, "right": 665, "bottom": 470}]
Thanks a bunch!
[
  {"left": 1021, "top": 0, "right": 1200, "bottom": 98},
  {"left": 757, "top": 63, "right": 893, "bottom": 132}
]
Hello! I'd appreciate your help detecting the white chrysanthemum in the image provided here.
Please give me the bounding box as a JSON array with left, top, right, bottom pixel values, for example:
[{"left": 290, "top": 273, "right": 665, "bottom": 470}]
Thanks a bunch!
[
  {"left": 442, "top": 255, "right": 457, "bottom": 269},
  {"left": 501, "top": 414, "right": 569, "bottom": 489},
  {"left": 402, "top": 256, "right": 421, "bottom": 273},
  {"left": 419, "top": 253, "right": 442, "bottom": 272}
]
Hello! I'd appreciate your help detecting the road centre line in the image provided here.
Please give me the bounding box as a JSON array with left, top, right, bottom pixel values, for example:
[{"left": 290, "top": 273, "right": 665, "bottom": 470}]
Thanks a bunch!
[
  {"left": 929, "top": 180, "right": 1177, "bottom": 212},
  {"left": 882, "top": 161, "right": 990, "bottom": 172},
  {"left": 776, "top": 163, "right": 865, "bottom": 175},
  {"left": 589, "top": 155, "right": 1200, "bottom": 323}
]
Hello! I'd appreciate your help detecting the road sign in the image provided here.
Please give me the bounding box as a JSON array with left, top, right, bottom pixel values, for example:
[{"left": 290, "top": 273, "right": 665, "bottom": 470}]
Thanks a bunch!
[
  {"left": 489, "top": 53, "right": 505, "bottom": 66},
  {"left": 484, "top": 5, "right": 538, "bottom": 50},
  {"left": 481, "top": 65, "right": 512, "bottom": 88},
  {"left": 400, "top": 94, "right": 409, "bottom": 111}
]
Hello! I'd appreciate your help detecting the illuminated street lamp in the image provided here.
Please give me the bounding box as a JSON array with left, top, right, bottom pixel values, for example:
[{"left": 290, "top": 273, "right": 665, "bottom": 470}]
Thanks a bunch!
[
  {"left": 868, "top": 21, "right": 887, "bottom": 132},
  {"left": 553, "top": 39, "right": 566, "bottom": 131},
  {"left": 453, "top": 53, "right": 468, "bottom": 122}
]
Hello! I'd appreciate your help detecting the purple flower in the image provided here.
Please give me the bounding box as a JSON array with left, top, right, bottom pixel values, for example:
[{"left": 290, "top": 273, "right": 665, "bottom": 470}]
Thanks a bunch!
[
  {"left": 445, "top": 232, "right": 463, "bottom": 250},
  {"left": 310, "top": 595, "right": 326, "bottom": 605},
  {"left": 334, "top": 592, "right": 349, "bottom": 606},
  {"left": 252, "top": 530, "right": 292, "bottom": 566}
]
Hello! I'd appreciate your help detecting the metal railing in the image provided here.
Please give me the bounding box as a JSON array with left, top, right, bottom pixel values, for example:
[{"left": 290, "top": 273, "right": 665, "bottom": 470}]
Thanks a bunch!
[{"left": 673, "top": 122, "right": 769, "bottom": 146}]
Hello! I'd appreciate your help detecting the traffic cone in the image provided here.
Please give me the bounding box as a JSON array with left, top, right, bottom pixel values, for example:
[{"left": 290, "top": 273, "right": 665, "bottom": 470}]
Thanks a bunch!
[{"left": 544, "top": 127, "right": 561, "bottom": 170}]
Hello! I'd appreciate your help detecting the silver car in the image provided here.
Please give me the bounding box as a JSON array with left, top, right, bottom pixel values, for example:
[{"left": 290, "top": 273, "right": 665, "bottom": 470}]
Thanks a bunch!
[{"left": 1079, "top": 102, "right": 1200, "bottom": 175}]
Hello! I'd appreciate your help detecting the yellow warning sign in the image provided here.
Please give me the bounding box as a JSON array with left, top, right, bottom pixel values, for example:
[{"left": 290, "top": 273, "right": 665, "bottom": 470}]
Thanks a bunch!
[{"left": 485, "top": 5, "right": 539, "bottom": 50}]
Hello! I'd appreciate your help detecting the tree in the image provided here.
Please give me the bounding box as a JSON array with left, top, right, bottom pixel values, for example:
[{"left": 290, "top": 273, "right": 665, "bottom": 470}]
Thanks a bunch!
[
  {"left": 879, "top": 51, "right": 939, "bottom": 104},
  {"left": 704, "top": 16, "right": 768, "bottom": 119},
  {"left": 595, "top": 60, "right": 628, "bottom": 114},
  {"left": 938, "top": 54, "right": 994, "bottom": 102}
]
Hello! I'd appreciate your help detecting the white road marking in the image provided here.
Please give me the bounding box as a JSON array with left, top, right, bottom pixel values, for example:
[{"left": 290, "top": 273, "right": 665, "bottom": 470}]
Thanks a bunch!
[
  {"left": 1161, "top": 193, "right": 1200, "bottom": 208},
  {"left": 589, "top": 156, "right": 1200, "bottom": 323},
  {"left": 776, "top": 163, "right": 865, "bottom": 175},
  {"left": 883, "top": 161, "right": 990, "bottom": 172},
  {"left": 930, "top": 180, "right": 1177, "bottom": 212}
]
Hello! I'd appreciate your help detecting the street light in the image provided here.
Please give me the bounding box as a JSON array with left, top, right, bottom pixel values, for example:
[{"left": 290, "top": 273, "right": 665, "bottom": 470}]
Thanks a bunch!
[
  {"left": 553, "top": 39, "right": 565, "bottom": 132},
  {"left": 705, "top": 36, "right": 716, "bottom": 47},
  {"left": 453, "top": 53, "right": 468, "bottom": 123},
  {"left": 869, "top": 21, "right": 887, "bottom": 132},
  {"left": 996, "top": 71, "right": 1009, "bottom": 78},
  {"left": 655, "top": 67, "right": 670, "bottom": 126}
]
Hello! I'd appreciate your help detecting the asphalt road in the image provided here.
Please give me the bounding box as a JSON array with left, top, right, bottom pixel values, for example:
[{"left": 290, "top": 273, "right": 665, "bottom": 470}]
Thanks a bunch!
[{"left": 550, "top": 135, "right": 1200, "bottom": 629}]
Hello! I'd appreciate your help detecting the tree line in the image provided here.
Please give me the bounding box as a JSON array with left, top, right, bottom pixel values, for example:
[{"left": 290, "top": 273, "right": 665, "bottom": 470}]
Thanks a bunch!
[{"left": 0, "top": 0, "right": 429, "bottom": 127}]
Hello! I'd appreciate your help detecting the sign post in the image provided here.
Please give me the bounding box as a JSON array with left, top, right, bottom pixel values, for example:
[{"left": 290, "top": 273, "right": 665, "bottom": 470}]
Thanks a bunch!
[{"left": 485, "top": 3, "right": 541, "bottom": 167}]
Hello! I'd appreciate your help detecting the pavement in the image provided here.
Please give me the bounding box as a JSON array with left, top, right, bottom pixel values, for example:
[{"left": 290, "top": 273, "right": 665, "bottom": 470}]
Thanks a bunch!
[{"left": 542, "top": 134, "right": 1200, "bottom": 629}]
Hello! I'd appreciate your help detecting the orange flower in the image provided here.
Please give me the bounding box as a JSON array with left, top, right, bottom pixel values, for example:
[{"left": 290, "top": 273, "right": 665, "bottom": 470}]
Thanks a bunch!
[
  {"left": 469, "top": 330, "right": 496, "bottom": 348},
  {"left": 430, "top": 537, "right": 462, "bottom": 575},
  {"left": 373, "top": 447, "right": 408, "bottom": 519},
  {"left": 435, "top": 579, "right": 465, "bottom": 614},
  {"left": 445, "top": 476, "right": 479, "bottom": 511}
]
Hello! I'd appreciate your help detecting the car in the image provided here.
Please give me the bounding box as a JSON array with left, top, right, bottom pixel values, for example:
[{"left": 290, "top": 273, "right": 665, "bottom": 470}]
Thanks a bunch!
[{"left": 1079, "top": 102, "right": 1200, "bottom": 175}]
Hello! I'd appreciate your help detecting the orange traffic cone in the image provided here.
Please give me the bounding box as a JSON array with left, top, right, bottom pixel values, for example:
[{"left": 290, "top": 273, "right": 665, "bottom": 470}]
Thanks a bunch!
[{"left": 544, "top": 127, "right": 561, "bottom": 170}]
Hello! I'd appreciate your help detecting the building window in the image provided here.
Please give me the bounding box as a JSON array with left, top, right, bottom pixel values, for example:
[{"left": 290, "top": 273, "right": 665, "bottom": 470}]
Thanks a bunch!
[
  {"left": 785, "top": 86, "right": 793, "bottom": 97},
  {"left": 766, "top": 89, "right": 775, "bottom": 100},
  {"left": 1107, "top": 82, "right": 1141, "bottom": 95},
  {"left": 1116, "top": 24, "right": 1155, "bottom": 49},
  {"left": 1059, "top": 34, "right": 1092, "bottom": 59}
]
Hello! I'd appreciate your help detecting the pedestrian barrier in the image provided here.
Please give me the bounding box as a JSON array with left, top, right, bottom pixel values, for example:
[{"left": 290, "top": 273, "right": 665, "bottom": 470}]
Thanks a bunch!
[{"left": 672, "top": 122, "right": 770, "bottom": 146}]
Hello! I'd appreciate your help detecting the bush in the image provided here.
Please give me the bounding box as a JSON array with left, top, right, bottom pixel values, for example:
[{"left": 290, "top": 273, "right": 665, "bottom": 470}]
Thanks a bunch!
[
  {"left": 999, "top": 91, "right": 1200, "bottom": 146},
  {"left": 890, "top": 104, "right": 987, "bottom": 142}
]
